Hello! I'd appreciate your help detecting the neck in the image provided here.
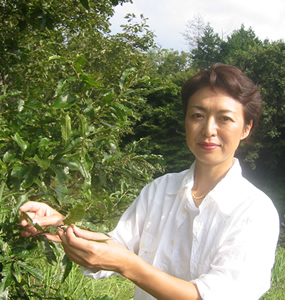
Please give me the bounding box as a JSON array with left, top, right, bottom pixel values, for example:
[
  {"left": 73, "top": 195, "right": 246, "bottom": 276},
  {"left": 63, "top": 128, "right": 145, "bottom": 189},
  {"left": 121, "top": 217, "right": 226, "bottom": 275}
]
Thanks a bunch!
[{"left": 192, "top": 159, "right": 234, "bottom": 197}]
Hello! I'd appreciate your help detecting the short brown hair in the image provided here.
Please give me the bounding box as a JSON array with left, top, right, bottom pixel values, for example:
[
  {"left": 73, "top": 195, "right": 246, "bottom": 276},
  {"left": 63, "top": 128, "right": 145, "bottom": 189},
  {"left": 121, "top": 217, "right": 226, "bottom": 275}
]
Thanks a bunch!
[{"left": 181, "top": 63, "right": 262, "bottom": 133}]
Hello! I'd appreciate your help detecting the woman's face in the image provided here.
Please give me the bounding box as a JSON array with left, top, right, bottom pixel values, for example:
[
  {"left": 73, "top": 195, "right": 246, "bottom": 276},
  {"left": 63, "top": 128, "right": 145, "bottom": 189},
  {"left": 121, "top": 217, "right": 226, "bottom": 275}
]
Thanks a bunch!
[{"left": 185, "top": 87, "right": 252, "bottom": 169}]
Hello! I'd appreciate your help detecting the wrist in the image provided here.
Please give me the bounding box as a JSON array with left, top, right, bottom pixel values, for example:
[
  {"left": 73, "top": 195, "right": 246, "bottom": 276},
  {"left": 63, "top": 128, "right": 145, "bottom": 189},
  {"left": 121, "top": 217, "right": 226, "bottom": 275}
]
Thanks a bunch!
[{"left": 120, "top": 251, "right": 150, "bottom": 283}]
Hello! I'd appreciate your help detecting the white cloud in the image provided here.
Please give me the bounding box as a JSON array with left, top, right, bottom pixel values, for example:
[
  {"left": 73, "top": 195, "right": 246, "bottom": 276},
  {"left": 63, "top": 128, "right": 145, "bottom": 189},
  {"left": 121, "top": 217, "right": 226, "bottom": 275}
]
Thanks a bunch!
[{"left": 110, "top": 0, "right": 285, "bottom": 50}]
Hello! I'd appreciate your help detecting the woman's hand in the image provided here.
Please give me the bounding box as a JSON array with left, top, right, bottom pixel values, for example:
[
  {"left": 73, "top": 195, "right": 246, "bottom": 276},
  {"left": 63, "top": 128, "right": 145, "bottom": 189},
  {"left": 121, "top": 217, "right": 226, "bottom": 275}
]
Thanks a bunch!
[
  {"left": 20, "top": 201, "right": 64, "bottom": 242},
  {"left": 58, "top": 225, "right": 132, "bottom": 274}
]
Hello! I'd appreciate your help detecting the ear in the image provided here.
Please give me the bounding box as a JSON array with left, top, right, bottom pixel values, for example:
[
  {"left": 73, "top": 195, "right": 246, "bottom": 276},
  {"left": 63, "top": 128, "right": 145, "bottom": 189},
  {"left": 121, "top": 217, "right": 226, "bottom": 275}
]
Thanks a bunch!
[{"left": 241, "top": 120, "right": 253, "bottom": 140}]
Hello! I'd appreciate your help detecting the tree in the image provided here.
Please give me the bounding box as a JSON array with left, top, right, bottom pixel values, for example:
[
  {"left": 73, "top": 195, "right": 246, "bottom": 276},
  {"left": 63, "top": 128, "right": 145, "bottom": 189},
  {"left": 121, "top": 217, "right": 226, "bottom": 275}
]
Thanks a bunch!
[
  {"left": 221, "top": 24, "right": 262, "bottom": 62},
  {"left": 182, "top": 14, "right": 205, "bottom": 50},
  {"left": 122, "top": 49, "right": 196, "bottom": 174},
  {"left": 230, "top": 41, "right": 285, "bottom": 215},
  {"left": 191, "top": 24, "right": 222, "bottom": 69},
  {"left": 0, "top": 1, "right": 164, "bottom": 297},
  {"left": 155, "top": 49, "right": 191, "bottom": 76}
]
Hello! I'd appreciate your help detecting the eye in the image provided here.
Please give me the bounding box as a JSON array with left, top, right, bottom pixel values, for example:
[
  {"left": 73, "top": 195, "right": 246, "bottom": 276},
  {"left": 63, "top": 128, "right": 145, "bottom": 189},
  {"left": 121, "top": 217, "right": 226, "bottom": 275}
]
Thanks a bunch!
[
  {"left": 220, "top": 116, "right": 234, "bottom": 122},
  {"left": 191, "top": 113, "right": 204, "bottom": 119}
]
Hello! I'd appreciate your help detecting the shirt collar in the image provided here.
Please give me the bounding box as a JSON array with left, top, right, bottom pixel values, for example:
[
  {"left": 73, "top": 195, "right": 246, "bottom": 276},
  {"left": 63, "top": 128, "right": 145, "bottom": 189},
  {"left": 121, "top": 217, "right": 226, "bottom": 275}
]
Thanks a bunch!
[
  {"left": 200, "top": 158, "right": 245, "bottom": 215},
  {"left": 179, "top": 158, "right": 244, "bottom": 215}
]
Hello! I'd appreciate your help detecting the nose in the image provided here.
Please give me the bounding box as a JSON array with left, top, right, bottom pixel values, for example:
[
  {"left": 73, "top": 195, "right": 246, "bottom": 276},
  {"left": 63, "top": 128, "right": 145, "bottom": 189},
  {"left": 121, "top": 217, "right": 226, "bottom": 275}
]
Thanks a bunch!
[{"left": 202, "top": 117, "right": 217, "bottom": 137}]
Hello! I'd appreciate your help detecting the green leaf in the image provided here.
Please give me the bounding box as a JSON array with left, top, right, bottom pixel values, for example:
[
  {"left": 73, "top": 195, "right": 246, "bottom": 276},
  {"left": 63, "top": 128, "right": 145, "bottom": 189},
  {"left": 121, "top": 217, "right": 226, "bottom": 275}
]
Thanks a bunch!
[
  {"left": 79, "top": 114, "right": 88, "bottom": 137},
  {"left": 13, "top": 262, "right": 22, "bottom": 283},
  {"left": 17, "top": 261, "right": 44, "bottom": 281},
  {"left": 54, "top": 93, "right": 78, "bottom": 108},
  {"left": 79, "top": 0, "right": 89, "bottom": 10},
  {"left": 61, "top": 114, "right": 71, "bottom": 146},
  {"left": 50, "top": 163, "right": 67, "bottom": 184},
  {"left": 34, "top": 155, "right": 50, "bottom": 170},
  {"left": 38, "top": 235, "right": 57, "bottom": 265},
  {"left": 0, "top": 263, "right": 12, "bottom": 292},
  {"left": 102, "top": 92, "right": 116, "bottom": 105},
  {"left": 55, "top": 184, "right": 68, "bottom": 202},
  {"left": 0, "top": 181, "right": 5, "bottom": 202},
  {"left": 48, "top": 55, "right": 62, "bottom": 61},
  {"left": 119, "top": 68, "right": 136, "bottom": 90},
  {"left": 80, "top": 74, "right": 100, "bottom": 88},
  {"left": 63, "top": 203, "right": 85, "bottom": 225},
  {"left": 3, "top": 150, "right": 16, "bottom": 164},
  {"left": 63, "top": 155, "right": 92, "bottom": 184},
  {"left": 111, "top": 0, "right": 119, "bottom": 5},
  {"left": 21, "top": 212, "right": 44, "bottom": 231},
  {"left": 12, "top": 133, "right": 30, "bottom": 151},
  {"left": 61, "top": 254, "right": 73, "bottom": 283},
  {"left": 74, "top": 55, "right": 87, "bottom": 73},
  {"left": 22, "top": 165, "right": 40, "bottom": 189}
]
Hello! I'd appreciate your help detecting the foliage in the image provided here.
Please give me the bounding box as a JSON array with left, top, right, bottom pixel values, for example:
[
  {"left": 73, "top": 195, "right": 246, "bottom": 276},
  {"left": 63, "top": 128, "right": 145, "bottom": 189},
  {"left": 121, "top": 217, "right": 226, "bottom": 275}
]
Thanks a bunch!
[
  {"left": 230, "top": 41, "right": 285, "bottom": 216},
  {"left": 0, "top": 1, "right": 162, "bottom": 297},
  {"left": 191, "top": 23, "right": 222, "bottom": 69},
  {"left": 0, "top": 0, "right": 129, "bottom": 78},
  {"left": 156, "top": 49, "right": 191, "bottom": 75},
  {"left": 0, "top": 53, "right": 163, "bottom": 297},
  {"left": 0, "top": 199, "right": 135, "bottom": 299},
  {"left": 220, "top": 24, "right": 262, "bottom": 61},
  {"left": 122, "top": 49, "right": 196, "bottom": 174}
]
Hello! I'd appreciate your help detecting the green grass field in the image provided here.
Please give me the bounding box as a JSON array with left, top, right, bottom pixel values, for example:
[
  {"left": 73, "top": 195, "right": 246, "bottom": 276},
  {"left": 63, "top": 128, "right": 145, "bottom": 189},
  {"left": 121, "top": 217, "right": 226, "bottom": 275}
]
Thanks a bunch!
[{"left": 27, "top": 229, "right": 285, "bottom": 299}]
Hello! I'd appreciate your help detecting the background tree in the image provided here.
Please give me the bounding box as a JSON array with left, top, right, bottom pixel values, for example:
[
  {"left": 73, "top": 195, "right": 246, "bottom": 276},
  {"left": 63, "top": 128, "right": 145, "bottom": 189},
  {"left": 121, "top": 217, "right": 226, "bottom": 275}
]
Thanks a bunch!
[
  {"left": 191, "top": 23, "right": 222, "bottom": 68},
  {"left": 122, "top": 49, "right": 195, "bottom": 174},
  {"left": 182, "top": 13, "right": 205, "bottom": 50},
  {"left": 229, "top": 41, "right": 285, "bottom": 214},
  {"left": 220, "top": 24, "right": 262, "bottom": 62}
]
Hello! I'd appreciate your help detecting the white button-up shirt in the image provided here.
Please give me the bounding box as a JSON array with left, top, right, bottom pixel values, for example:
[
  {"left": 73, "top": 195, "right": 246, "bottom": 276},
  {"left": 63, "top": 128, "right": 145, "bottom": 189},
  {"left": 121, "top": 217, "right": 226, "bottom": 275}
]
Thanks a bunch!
[{"left": 83, "top": 159, "right": 279, "bottom": 300}]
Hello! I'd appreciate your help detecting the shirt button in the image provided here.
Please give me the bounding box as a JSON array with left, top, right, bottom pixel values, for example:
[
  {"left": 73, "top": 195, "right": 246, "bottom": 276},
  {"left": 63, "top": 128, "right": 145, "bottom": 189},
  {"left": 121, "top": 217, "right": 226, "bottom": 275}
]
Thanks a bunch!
[
  {"left": 171, "top": 240, "right": 175, "bottom": 245},
  {"left": 182, "top": 209, "right": 187, "bottom": 214}
]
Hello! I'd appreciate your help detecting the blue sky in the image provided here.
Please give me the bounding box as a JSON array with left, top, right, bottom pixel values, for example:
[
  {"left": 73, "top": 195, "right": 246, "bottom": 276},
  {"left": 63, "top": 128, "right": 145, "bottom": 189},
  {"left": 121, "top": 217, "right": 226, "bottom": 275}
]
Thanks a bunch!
[{"left": 110, "top": 0, "right": 285, "bottom": 51}]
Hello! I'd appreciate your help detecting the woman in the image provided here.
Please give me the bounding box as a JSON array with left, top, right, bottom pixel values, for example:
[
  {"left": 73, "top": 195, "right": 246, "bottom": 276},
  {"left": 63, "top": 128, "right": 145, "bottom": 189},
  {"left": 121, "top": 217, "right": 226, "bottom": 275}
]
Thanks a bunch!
[{"left": 20, "top": 63, "right": 279, "bottom": 300}]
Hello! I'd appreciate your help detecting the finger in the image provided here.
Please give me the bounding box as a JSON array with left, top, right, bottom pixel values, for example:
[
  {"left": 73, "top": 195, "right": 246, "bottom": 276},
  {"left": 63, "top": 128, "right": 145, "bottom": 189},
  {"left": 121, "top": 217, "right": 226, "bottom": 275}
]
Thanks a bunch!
[
  {"left": 21, "top": 226, "right": 39, "bottom": 237},
  {"left": 20, "top": 212, "right": 36, "bottom": 226},
  {"left": 33, "top": 215, "right": 63, "bottom": 227},
  {"left": 72, "top": 226, "right": 109, "bottom": 241},
  {"left": 20, "top": 201, "right": 44, "bottom": 213},
  {"left": 21, "top": 212, "right": 62, "bottom": 228},
  {"left": 57, "top": 228, "right": 100, "bottom": 268},
  {"left": 43, "top": 233, "right": 62, "bottom": 243},
  {"left": 21, "top": 228, "right": 61, "bottom": 243},
  {"left": 59, "top": 226, "right": 95, "bottom": 250}
]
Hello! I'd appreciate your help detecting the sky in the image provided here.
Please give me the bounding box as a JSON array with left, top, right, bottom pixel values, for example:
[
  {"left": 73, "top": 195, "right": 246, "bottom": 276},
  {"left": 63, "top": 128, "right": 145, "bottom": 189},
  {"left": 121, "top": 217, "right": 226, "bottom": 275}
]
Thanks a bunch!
[{"left": 110, "top": 0, "right": 285, "bottom": 51}]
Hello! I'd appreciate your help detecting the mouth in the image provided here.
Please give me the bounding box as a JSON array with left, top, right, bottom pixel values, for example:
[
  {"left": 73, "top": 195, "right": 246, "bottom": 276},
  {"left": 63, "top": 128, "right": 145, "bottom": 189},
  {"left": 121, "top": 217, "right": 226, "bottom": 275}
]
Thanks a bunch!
[{"left": 198, "top": 142, "right": 220, "bottom": 150}]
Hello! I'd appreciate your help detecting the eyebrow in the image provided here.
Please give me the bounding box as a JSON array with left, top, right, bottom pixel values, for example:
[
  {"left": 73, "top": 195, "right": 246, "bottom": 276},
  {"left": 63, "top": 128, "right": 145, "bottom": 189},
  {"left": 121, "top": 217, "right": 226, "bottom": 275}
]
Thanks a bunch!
[{"left": 189, "top": 105, "right": 236, "bottom": 114}]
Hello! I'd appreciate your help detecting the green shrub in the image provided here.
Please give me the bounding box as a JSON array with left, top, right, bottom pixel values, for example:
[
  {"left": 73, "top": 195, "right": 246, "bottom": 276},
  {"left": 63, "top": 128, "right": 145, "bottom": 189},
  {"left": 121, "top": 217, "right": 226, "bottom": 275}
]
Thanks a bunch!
[{"left": 0, "top": 55, "right": 163, "bottom": 298}]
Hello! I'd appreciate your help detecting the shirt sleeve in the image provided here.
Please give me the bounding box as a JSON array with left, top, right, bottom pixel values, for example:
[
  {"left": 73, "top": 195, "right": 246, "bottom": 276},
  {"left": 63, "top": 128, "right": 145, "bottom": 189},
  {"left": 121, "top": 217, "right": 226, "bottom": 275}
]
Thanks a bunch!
[{"left": 192, "top": 199, "right": 280, "bottom": 300}]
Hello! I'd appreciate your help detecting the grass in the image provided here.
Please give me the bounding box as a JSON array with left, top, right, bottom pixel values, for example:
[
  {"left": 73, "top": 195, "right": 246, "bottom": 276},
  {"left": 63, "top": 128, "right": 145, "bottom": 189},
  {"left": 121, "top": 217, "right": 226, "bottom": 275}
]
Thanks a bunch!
[
  {"left": 26, "top": 249, "right": 135, "bottom": 299},
  {"left": 261, "top": 245, "right": 285, "bottom": 299},
  {"left": 63, "top": 246, "right": 285, "bottom": 300},
  {"left": 25, "top": 228, "right": 285, "bottom": 299},
  {"left": 33, "top": 246, "right": 284, "bottom": 300},
  {"left": 60, "top": 267, "right": 135, "bottom": 300}
]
